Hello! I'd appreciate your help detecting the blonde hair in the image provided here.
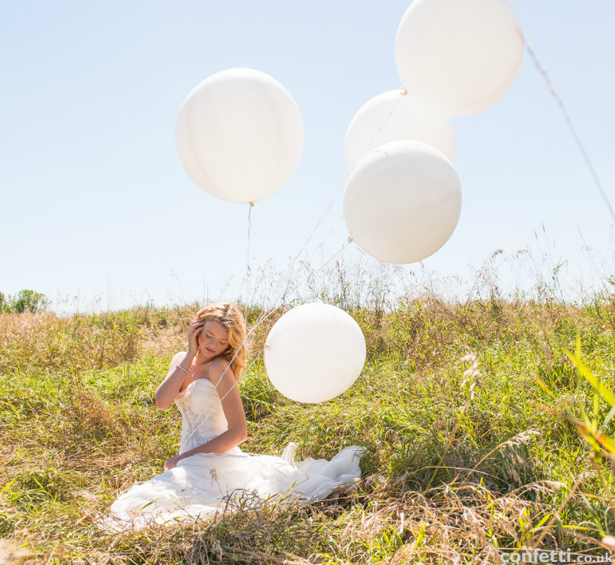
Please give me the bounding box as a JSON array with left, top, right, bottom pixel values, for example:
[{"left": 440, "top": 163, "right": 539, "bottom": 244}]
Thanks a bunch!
[{"left": 194, "top": 302, "right": 247, "bottom": 377}]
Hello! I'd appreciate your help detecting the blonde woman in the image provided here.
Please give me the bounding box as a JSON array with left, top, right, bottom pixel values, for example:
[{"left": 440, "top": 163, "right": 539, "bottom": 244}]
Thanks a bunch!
[
  {"left": 155, "top": 302, "right": 248, "bottom": 471},
  {"left": 106, "top": 302, "right": 365, "bottom": 530}
]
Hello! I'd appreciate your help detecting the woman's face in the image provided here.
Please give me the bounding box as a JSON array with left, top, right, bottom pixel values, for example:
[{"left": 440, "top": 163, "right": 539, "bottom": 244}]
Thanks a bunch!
[{"left": 197, "top": 320, "right": 230, "bottom": 360}]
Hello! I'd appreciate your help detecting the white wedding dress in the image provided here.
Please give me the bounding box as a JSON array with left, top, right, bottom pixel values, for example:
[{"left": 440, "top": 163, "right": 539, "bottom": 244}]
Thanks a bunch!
[{"left": 105, "top": 378, "right": 366, "bottom": 530}]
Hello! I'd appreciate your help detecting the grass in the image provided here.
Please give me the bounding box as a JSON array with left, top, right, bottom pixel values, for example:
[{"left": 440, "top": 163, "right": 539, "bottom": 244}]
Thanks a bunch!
[{"left": 2, "top": 256, "right": 615, "bottom": 564}]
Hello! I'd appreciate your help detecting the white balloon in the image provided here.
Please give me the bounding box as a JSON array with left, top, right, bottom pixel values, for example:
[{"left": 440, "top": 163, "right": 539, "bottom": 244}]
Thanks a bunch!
[
  {"left": 176, "top": 68, "right": 304, "bottom": 203},
  {"left": 264, "top": 304, "right": 366, "bottom": 404},
  {"left": 344, "top": 140, "right": 461, "bottom": 264},
  {"left": 395, "top": 0, "right": 524, "bottom": 117},
  {"left": 345, "top": 90, "right": 456, "bottom": 172}
]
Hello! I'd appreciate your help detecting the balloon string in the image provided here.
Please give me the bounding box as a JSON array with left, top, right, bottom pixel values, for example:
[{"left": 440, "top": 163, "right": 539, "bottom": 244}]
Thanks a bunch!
[
  {"left": 365, "top": 91, "right": 406, "bottom": 154},
  {"left": 312, "top": 239, "right": 352, "bottom": 277},
  {"left": 297, "top": 215, "right": 347, "bottom": 301},
  {"left": 525, "top": 40, "right": 615, "bottom": 224},
  {"left": 289, "top": 182, "right": 346, "bottom": 268},
  {"left": 245, "top": 203, "right": 253, "bottom": 332},
  {"left": 306, "top": 216, "right": 346, "bottom": 263}
]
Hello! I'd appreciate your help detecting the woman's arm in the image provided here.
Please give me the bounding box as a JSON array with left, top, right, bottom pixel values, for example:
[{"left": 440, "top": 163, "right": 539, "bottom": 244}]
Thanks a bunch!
[
  {"left": 155, "top": 319, "right": 204, "bottom": 410},
  {"left": 155, "top": 351, "right": 194, "bottom": 410},
  {"left": 164, "top": 357, "right": 248, "bottom": 470},
  {"left": 168, "top": 428, "right": 246, "bottom": 463}
]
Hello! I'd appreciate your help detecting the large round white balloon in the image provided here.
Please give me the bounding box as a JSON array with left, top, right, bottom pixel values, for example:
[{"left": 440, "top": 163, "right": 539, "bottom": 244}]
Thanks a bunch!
[
  {"left": 345, "top": 90, "right": 456, "bottom": 172},
  {"left": 395, "top": 0, "right": 523, "bottom": 117},
  {"left": 344, "top": 140, "right": 461, "bottom": 264},
  {"left": 176, "top": 68, "right": 304, "bottom": 203},
  {"left": 264, "top": 304, "right": 366, "bottom": 404}
]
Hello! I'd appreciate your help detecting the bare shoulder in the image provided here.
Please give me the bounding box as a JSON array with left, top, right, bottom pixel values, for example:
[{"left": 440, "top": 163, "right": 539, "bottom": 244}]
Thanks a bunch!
[
  {"left": 168, "top": 351, "right": 187, "bottom": 369},
  {"left": 210, "top": 356, "right": 235, "bottom": 382},
  {"left": 170, "top": 351, "right": 187, "bottom": 363}
]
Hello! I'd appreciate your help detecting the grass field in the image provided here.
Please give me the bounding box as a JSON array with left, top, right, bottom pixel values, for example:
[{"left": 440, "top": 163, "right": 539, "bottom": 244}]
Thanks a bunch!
[{"left": 2, "top": 259, "right": 615, "bottom": 564}]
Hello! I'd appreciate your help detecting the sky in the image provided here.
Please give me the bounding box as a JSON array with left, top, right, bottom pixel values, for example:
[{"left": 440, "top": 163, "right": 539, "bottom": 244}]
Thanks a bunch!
[{"left": 1, "top": 0, "right": 614, "bottom": 311}]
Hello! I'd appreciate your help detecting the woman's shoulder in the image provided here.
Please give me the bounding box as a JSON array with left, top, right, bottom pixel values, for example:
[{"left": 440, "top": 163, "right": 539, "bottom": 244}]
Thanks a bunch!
[
  {"left": 169, "top": 351, "right": 189, "bottom": 366},
  {"left": 210, "top": 356, "right": 234, "bottom": 377}
]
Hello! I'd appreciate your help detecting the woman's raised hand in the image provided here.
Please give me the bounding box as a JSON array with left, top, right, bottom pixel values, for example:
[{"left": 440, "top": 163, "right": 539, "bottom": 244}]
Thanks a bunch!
[{"left": 187, "top": 319, "right": 205, "bottom": 354}]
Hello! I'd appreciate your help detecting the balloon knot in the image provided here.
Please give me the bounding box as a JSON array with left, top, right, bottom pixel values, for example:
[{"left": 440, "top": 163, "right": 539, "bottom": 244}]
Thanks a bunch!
[
  {"left": 401, "top": 90, "right": 409, "bottom": 96},
  {"left": 249, "top": 202, "right": 255, "bottom": 207},
  {"left": 347, "top": 237, "right": 353, "bottom": 243}
]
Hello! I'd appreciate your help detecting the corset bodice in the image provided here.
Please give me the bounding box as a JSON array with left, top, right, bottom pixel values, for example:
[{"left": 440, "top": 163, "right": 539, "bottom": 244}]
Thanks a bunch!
[{"left": 174, "top": 378, "right": 242, "bottom": 455}]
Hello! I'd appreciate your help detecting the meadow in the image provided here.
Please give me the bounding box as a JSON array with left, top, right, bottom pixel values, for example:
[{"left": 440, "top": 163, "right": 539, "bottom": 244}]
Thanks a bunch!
[{"left": 2, "top": 255, "right": 615, "bottom": 564}]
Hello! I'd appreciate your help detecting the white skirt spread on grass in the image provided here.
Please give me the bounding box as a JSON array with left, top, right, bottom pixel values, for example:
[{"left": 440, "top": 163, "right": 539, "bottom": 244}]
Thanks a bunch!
[{"left": 105, "top": 378, "right": 366, "bottom": 530}]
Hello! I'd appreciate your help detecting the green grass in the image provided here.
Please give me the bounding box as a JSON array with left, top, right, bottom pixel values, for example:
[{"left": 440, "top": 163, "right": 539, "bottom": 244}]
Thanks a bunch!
[{"left": 2, "top": 287, "right": 615, "bottom": 564}]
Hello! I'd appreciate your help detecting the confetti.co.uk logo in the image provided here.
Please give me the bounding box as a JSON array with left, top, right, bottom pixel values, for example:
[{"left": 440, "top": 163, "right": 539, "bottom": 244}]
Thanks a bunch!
[{"left": 499, "top": 549, "right": 613, "bottom": 563}]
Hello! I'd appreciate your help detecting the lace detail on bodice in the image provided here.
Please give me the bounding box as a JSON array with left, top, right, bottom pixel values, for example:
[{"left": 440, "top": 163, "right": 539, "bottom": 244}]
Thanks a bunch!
[{"left": 174, "top": 379, "right": 238, "bottom": 455}]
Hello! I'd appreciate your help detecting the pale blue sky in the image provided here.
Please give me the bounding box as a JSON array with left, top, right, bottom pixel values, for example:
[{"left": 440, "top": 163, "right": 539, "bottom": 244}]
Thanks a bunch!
[{"left": 1, "top": 1, "right": 614, "bottom": 310}]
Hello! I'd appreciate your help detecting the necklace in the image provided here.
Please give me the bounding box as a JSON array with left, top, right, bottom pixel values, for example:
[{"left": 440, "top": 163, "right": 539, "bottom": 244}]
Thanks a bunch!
[{"left": 188, "top": 357, "right": 200, "bottom": 384}]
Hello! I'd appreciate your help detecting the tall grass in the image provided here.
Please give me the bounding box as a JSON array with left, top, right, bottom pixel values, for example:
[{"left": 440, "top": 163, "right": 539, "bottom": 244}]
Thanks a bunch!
[{"left": 2, "top": 254, "right": 615, "bottom": 564}]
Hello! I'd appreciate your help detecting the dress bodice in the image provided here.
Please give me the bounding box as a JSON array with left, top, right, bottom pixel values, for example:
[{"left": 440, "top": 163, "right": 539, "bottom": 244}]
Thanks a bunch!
[{"left": 174, "top": 378, "right": 242, "bottom": 455}]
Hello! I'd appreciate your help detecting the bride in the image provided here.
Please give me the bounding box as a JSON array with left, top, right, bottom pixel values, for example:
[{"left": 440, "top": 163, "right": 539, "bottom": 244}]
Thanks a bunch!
[{"left": 106, "top": 302, "right": 366, "bottom": 530}]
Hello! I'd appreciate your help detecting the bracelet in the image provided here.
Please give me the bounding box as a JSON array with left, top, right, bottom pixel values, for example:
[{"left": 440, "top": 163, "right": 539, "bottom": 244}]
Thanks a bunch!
[{"left": 176, "top": 364, "right": 189, "bottom": 373}]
